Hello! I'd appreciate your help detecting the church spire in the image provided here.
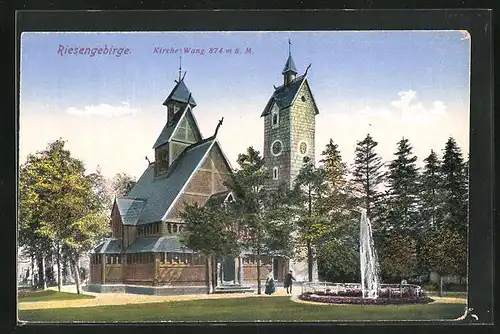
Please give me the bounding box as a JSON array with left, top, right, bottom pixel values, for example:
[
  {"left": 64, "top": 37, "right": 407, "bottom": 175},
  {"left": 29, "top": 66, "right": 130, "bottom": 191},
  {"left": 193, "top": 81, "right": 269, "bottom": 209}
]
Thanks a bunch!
[{"left": 282, "top": 39, "right": 297, "bottom": 86}]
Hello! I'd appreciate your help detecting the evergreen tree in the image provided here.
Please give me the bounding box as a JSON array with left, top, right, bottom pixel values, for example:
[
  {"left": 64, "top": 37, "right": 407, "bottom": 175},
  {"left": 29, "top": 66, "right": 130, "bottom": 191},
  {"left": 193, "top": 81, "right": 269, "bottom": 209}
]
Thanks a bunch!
[
  {"left": 419, "top": 150, "right": 442, "bottom": 231},
  {"left": 319, "top": 139, "right": 357, "bottom": 225},
  {"left": 290, "top": 156, "right": 329, "bottom": 282},
  {"left": 320, "top": 139, "right": 348, "bottom": 190},
  {"left": 317, "top": 140, "right": 359, "bottom": 281},
  {"left": 440, "top": 137, "right": 468, "bottom": 235},
  {"left": 384, "top": 137, "right": 420, "bottom": 235},
  {"left": 351, "top": 134, "right": 385, "bottom": 222},
  {"left": 229, "top": 146, "right": 294, "bottom": 293}
]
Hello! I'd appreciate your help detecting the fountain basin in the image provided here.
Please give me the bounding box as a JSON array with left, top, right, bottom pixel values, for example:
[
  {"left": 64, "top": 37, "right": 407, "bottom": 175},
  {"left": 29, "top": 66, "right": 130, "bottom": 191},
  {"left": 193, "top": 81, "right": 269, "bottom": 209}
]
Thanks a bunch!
[
  {"left": 299, "top": 283, "right": 433, "bottom": 305},
  {"left": 299, "top": 292, "right": 433, "bottom": 305}
]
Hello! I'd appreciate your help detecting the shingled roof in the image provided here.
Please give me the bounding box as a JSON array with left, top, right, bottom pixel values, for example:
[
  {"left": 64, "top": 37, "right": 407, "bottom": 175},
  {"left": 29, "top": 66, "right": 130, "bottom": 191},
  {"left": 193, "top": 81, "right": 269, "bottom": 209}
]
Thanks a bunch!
[
  {"left": 260, "top": 75, "right": 319, "bottom": 117},
  {"left": 115, "top": 198, "right": 146, "bottom": 226},
  {"left": 282, "top": 54, "right": 298, "bottom": 74},
  {"left": 162, "top": 79, "right": 197, "bottom": 107},
  {"left": 152, "top": 109, "right": 185, "bottom": 149},
  {"left": 152, "top": 105, "right": 202, "bottom": 149},
  {"left": 125, "top": 138, "right": 218, "bottom": 225},
  {"left": 92, "top": 238, "right": 123, "bottom": 254},
  {"left": 125, "top": 236, "right": 194, "bottom": 253}
]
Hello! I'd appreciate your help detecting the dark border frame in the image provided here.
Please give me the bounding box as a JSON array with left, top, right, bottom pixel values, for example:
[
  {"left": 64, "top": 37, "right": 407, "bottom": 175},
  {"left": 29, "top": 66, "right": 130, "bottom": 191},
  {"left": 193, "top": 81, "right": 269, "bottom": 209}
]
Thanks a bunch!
[{"left": 4, "top": 8, "right": 494, "bottom": 334}]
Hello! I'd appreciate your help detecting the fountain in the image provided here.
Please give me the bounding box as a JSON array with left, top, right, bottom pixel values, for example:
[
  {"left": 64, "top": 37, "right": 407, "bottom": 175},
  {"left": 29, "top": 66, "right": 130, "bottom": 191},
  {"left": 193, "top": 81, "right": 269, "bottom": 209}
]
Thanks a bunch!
[
  {"left": 359, "top": 208, "right": 380, "bottom": 299},
  {"left": 298, "top": 209, "right": 432, "bottom": 305}
]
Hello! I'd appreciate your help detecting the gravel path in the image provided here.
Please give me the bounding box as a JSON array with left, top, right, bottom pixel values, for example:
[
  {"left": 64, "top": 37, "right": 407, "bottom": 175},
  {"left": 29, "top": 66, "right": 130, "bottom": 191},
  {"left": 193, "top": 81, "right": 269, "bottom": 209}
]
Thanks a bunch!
[
  {"left": 18, "top": 285, "right": 291, "bottom": 310},
  {"left": 18, "top": 285, "right": 465, "bottom": 311}
]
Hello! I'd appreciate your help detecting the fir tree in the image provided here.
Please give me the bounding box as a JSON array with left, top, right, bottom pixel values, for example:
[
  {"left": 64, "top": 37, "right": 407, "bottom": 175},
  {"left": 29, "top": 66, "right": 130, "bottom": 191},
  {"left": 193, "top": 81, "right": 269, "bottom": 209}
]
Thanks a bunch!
[
  {"left": 228, "top": 146, "right": 295, "bottom": 293},
  {"left": 419, "top": 150, "right": 442, "bottom": 231},
  {"left": 320, "top": 139, "right": 348, "bottom": 190},
  {"left": 319, "top": 139, "right": 356, "bottom": 221},
  {"left": 291, "top": 156, "right": 329, "bottom": 282},
  {"left": 440, "top": 137, "right": 468, "bottom": 235},
  {"left": 385, "top": 137, "right": 420, "bottom": 235},
  {"left": 351, "top": 134, "right": 385, "bottom": 222}
]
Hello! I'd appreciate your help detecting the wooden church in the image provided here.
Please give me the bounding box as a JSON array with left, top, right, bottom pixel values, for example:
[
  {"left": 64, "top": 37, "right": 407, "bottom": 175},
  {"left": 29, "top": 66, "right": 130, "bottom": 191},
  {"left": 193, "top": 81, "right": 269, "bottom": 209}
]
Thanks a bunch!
[
  {"left": 89, "top": 43, "right": 317, "bottom": 294},
  {"left": 88, "top": 69, "right": 276, "bottom": 294}
]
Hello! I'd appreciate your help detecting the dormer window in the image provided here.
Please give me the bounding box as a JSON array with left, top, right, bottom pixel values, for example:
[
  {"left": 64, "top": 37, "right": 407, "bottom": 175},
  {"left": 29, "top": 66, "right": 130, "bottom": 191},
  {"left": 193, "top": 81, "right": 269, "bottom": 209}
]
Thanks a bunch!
[
  {"left": 271, "top": 103, "right": 279, "bottom": 128},
  {"left": 155, "top": 143, "right": 169, "bottom": 176}
]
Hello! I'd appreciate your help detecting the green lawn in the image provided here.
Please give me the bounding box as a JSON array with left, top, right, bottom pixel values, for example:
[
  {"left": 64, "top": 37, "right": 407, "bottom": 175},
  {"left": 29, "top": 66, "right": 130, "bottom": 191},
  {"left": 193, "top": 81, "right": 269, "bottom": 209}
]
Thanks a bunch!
[
  {"left": 18, "top": 290, "right": 95, "bottom": 303},
  {"left": 19, "top": 296, "right": 465, "bottom": 322}
]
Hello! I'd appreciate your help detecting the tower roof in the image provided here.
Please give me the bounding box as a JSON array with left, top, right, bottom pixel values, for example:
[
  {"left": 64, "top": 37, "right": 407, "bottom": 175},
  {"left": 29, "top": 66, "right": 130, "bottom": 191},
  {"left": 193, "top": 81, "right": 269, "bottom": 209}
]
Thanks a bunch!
[
  {"left": 261, "top": 75, "right": 319, "bottom": 117},
  {"left": 281, "top": 54, "right": 298, "bottom": 75},
  {"left": 162, "top": 79, "right": 197, "bottom": 107}
]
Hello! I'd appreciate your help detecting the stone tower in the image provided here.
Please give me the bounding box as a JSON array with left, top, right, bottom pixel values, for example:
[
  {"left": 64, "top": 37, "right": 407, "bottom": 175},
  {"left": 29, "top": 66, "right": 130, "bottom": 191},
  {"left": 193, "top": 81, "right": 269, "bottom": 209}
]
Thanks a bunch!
[{"left": 261, "top": 42, "right": 319, "bottom": 190}]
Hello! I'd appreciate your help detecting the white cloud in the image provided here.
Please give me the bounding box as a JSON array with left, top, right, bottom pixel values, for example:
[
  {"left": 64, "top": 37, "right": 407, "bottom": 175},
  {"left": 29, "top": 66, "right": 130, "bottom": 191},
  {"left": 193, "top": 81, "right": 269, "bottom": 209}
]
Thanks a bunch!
[
  {"left": 317, "top": 90, "right": 468, "bottom": 169},
  {"left": 389, "top": 90, "right": 448, "bottom": 123},
  {"left": 65, "top": 101, "right": 140, "bottom": 118}
]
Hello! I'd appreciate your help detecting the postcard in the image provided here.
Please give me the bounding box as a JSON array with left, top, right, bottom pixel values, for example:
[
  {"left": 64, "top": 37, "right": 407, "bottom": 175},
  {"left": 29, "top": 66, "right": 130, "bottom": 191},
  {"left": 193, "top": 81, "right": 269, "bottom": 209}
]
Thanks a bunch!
[{"left": 18, "top": 29, "right": 473, "bottom": 323}]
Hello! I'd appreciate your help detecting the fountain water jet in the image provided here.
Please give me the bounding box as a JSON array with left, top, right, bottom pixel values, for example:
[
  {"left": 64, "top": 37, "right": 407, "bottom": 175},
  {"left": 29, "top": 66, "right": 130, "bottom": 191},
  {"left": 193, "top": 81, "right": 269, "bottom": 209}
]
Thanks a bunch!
[
  {"left": 298, "top": 209, "right": 431, "bottom": 305},
  {"left": 359, "top": 208, "right": 380, "bottom": 298}
]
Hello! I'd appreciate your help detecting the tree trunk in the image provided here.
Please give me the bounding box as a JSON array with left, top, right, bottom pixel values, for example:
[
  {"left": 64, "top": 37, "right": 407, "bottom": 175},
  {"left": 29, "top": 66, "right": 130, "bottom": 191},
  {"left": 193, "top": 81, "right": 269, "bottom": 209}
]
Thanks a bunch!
[
  {"left": 30, "top": 251, "right": 35, "bottom": 287},
  {"left": 41, "top": 255, "right": 47, "bottom": 290},
  {"left": 439, "top": 275, "right": 443, "bottom": 297},
  {"left": 307, "top": 239, "right": 313, "bottom": 282},
  {"left": 307, "top": 186, "right": 313, "bottom": 283},
  {"left": 71, "top": 254, "right": 82, "bottom": 294},
  {"left": 56, "top": 241, "right": 62, "bottom": 292},
  {"left": 62, "top": 253, "right": 68, "bottom": 284},
  {"left": 211, "top": 256, "right": 217, "bottom": 290},
  {"left": 205, "top": 255, "right": 213, "bottom": 294},
  {"left": 256, "top": 251, "right": 261, "bottom": 295}
]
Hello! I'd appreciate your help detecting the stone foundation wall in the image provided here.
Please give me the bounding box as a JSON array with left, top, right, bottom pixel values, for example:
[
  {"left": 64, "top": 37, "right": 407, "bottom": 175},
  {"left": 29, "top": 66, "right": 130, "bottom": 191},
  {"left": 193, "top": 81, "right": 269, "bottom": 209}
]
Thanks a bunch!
[{"left": 86, "top": 284, "right": 207, "bottom": 295}]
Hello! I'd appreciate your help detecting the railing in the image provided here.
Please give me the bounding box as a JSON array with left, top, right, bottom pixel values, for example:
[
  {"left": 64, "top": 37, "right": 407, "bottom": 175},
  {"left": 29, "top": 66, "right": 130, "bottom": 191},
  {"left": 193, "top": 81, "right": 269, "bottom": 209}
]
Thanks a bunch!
[{"left": 300, "top": 281, "right": 423, "bottom": 297}]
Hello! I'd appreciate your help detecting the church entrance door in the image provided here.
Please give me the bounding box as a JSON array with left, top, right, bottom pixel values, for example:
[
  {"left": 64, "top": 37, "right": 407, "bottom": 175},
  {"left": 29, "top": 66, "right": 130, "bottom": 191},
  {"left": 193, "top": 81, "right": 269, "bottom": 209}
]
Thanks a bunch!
[
  {"left": 223, "top": 257, "right": 235, "bottom": 283},
  {"left": 273, "top": 257, "right": 285, "bottom": 281}
]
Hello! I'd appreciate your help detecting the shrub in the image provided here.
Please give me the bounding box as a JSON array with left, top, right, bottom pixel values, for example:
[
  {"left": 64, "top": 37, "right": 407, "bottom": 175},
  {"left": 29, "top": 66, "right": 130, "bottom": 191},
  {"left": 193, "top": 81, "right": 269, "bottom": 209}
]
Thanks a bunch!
[
  {"left": 444, "top": 283, "right": 467, "bottom": 292},
  {"left": 422, "top": 283, "right": 438, "bottom": 291}
]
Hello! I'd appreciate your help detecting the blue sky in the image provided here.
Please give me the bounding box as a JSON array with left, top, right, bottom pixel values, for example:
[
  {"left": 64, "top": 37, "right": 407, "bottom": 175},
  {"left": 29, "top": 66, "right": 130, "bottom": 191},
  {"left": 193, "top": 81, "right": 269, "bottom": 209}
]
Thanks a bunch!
[{"left": 20, "top": 31, "right": 470, "bottom": 179}]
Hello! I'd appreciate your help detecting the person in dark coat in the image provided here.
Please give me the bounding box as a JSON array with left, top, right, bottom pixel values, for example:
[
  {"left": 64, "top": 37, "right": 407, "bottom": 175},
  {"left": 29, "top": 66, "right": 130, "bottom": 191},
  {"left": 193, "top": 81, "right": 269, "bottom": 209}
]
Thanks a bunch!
[
  {"left": 283, "top": 270, "right": 296, "bottom": 294},
  {"left": 265, "top": 273, "right": 276, "bottom": 295}
]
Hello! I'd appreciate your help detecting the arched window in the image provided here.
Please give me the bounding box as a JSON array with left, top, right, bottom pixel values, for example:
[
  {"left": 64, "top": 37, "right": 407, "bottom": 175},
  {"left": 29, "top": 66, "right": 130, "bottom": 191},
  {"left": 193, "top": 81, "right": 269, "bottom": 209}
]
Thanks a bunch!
[
  {"left": 273, "top": 167, "right": 279, "bottom": 180},
  {"left": 271, "top": 104, "right": 279, "bottom": 128}
]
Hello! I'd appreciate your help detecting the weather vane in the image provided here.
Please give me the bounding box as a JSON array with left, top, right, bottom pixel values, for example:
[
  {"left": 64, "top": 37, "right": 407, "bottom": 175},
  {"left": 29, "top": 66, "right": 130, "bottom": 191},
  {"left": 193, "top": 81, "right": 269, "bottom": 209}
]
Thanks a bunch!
[{"left": 178, "top": 55, "right": 182, "bottom": 81}]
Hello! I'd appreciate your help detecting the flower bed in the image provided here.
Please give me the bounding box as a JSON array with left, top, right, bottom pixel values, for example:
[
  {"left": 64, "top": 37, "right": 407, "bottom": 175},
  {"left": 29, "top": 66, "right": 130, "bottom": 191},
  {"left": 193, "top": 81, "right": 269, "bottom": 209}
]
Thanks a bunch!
[{"left": 299, "top": 292, "right": 433, "bottom": 305}]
